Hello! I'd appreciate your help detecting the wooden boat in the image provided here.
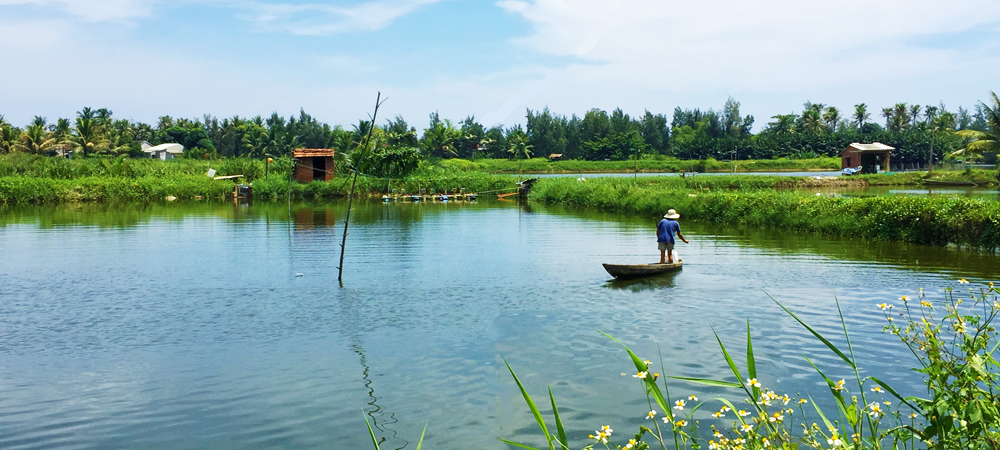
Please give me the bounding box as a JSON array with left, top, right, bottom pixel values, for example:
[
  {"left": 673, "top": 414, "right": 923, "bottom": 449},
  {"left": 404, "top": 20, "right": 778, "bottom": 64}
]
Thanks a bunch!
[{"left": 602, "top": 261, "right": 682, "bottom": 279}]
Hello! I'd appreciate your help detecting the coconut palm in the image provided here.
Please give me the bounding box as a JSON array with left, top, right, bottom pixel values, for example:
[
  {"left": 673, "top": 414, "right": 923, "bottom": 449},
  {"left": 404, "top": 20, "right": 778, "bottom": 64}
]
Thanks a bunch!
[
  {"left": 952, "top": 91, "right": 1000, "bottom": 159},
  {"left": 799, "top": 109, "right": 826, "bottom": 134},
  {"left": 909, "top": 104, "right": 922, "bottom": 127},
  {"left": 0, "top": 119, "right": 19, "bottom": 154},
  {"left": 853, "top": 104, "right": 870, "bottom": 128},
  {"left": 506, "top": 132, "right": 533, "bottom": 160},
  {"left": 822, "top": 106, "right": 840, "bottom": 132},
  {"left": 15, "top": 123, "right": 56, "bottom": 154},
  {"left": 66, "top": 114, "right": 107, "bottom": 156}
]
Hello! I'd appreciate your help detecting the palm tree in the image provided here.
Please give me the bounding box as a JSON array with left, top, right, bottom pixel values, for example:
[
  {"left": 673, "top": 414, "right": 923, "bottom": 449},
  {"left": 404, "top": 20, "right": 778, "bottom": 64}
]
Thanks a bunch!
[
  {"left": 422, "top": 120, "right": 460, "bottom": 159},
  {"left": 15, "top": 123, "right": 56, "bottom": 154},
  {"left": 890, "top": 103, "right": 911, "bottom": 131},
  {"left": 853, "top": 104, "right": 870, "bottom": 128},
  {"left": 506, "top": 132, "right": 533, "bottom": 160},
  {"left": 822, "top": 106, "right": 840, "bottom": 132},
  {"left": 953, "top": 91, "right": 1000, "bottom": 160},
  {"left": 881, "top": 107, "right": 894, "bottom": 129},
  {"left": 909, "top": 104, "right": 922, "bottom": 127},
  {"left": 799, "top": 109, "right": 826, "bottom": 134},
  {"left": 0, "top": 120, "right": 20, "bottom": 154},
  {"left": 67, "top": 114, "right": 106, "bottom": 156}
]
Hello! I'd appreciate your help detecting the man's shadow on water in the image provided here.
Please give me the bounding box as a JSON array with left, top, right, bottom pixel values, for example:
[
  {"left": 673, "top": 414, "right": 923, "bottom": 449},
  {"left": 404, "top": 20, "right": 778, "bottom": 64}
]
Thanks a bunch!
[{"left": 603, "top": 270, "right": 681, "bottom": 292}]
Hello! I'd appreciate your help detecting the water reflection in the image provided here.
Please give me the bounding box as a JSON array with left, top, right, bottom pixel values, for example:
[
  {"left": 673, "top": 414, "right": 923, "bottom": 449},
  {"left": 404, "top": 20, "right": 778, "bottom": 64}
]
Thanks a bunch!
[{"left": 603, "top": 270, "right": 680, "bottom": 291}]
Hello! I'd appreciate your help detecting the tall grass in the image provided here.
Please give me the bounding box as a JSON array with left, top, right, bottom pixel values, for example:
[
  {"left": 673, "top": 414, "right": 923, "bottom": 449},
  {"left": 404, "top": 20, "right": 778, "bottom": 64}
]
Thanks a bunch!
[
  {"left": 460, "top": 157, "right": 841, "bottom": 174},
  {"left": 497, "top": 282, "right": 1000, "bottom": 450},
  {"left": 530, "top": 177, "right": 1000, "bottom": 249}
]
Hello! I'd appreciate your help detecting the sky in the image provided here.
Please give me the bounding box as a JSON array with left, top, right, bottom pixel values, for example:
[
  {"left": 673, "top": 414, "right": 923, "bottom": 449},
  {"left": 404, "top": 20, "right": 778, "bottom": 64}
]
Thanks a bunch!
[{"left": 2, "top": 0, "right": 1000, "bottom": 131}]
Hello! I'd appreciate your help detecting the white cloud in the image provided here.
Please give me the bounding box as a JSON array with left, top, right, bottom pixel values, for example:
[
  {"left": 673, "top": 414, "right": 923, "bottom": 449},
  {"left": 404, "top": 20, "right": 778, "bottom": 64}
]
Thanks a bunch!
[
  {"left": 0, "top": 0, "right": 156, "bottom": 22},
  {"left": 235, "top": 0, "right": 446, "bottom": 35},
  {"left": 483, "top": 0, "right": 1000, "bottom": 122}
]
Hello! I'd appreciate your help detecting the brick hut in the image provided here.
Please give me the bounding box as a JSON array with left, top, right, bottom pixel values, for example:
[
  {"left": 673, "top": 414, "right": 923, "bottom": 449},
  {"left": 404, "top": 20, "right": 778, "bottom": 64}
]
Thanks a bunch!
[
  {"left": 841, "top": 142, "right": 894, "bottom": 174},
  {"left": 293, "top": 149, "right": 336, "bottom": 183}
]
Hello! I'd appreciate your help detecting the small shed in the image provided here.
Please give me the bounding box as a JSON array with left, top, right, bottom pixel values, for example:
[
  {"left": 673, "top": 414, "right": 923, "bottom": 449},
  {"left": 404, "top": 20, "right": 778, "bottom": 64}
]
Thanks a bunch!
[
  {"left": 142, "top": 142, "right": 184, "bottom": 160},
  {"left": 841, "top": 142, "right": 894, "bottom": 174},
  {"left": 548, "top": 153, "right": 563, "bottom": 161},
  {"left": 293, "top": 148, "right": 336, "bottom": 183}
]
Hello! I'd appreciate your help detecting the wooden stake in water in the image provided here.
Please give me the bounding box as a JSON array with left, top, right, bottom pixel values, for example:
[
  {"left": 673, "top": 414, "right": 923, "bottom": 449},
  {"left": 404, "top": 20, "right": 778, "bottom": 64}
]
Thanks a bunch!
[{"left": 338, "top": 92, "right": 385, "bottom": 283}]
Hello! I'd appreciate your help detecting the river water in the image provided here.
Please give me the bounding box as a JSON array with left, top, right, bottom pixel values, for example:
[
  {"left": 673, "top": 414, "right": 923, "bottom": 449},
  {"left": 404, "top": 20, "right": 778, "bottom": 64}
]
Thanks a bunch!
[{"left": 1, "top": 200, "right": 996, "bottom": 450}]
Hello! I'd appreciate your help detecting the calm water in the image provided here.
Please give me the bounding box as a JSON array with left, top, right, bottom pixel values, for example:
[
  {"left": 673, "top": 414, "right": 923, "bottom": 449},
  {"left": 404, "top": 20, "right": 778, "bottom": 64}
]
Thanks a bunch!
[{"left": 1, "top": 200, "right": 997, "bottom": 450}]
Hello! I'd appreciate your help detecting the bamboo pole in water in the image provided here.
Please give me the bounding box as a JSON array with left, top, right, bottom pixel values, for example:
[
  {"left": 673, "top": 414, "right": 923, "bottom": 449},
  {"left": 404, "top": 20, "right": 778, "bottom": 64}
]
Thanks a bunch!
[{"left": 338, "top": 92, "right": 385, "bottom": 283}]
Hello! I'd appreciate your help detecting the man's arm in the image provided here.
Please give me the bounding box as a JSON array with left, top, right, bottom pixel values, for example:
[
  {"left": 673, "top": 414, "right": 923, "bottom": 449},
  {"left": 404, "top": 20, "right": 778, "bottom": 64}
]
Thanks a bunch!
[{"left": 676, "top": 230, "right": 690, "bottom": 244}]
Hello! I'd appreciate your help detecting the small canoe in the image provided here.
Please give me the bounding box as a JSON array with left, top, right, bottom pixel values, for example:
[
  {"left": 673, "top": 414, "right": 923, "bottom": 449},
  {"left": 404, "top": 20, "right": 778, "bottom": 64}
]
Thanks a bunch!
[{"left": 603, "top": 261, "right": 682, "bottom": 279}]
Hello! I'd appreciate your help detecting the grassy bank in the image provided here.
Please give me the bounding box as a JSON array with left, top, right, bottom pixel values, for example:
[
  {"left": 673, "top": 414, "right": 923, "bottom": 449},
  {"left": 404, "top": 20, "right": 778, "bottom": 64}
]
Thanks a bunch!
[
  {"left": 0, "top": 171, "right": 520, "bottom": 204},
  {"left": 448, "top": 156, "right": 841, "bottom": 174},
  {"left": 530, "top": 177, "right": 1000, "bottom": 249}
]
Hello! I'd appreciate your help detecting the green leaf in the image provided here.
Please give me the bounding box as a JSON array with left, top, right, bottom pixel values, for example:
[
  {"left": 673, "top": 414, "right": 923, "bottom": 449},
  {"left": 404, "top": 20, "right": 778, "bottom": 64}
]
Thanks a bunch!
[
  {"left": 715, "top": 398, "right": 747, "bottom": 427},
  {"left": 712, "top": 329, "right": 745, "bottom": 386},
  {"left": 667, "top": 376, "right": 741, "bottom": 388},
  {"left": 415, "top": 424, "right": 427, "bottom": 450},
  {"left": 504, "top": 359, "right": 554, "bottom": 450},
  {"left": 772, "top": 296, "right": 856, "bottom": 370},
  {"left": 499, "top": 438, "right": 545, "bottom": 450},
  {"left": 548, "top": 387, "right": 568, "bottom": 450},
  {"left": 809, "top": 394, "right": 836, "bottom": 432},
  {"left": 364, "top": 411, "right": 381, "bottom": 450},
  {"left": 867, "top": 376, "right": 921, "bottom": 412},
  {"left": 746, "top": 319, "right": 757, "bottom": 380},
  {"left": 599, "top": 331, "right": 670, "bottom": 414},
  {"left": 804, "top": 357, "right": 852, "bottom": 424}
]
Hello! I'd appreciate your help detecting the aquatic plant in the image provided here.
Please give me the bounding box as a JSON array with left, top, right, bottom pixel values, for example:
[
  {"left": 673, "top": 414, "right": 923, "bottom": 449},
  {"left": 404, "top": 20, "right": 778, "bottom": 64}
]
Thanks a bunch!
[
  {"left": 529, "top": 177, "right": 1000, "bottom": 249},
  {"left": 499, "top": 280, "right": 999, "bottom": 450}
]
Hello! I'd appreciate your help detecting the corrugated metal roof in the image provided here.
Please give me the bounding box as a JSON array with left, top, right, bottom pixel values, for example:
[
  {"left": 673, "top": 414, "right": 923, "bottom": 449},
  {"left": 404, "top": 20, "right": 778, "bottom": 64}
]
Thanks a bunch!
[
  {"left": 293, "top": 148, "right": 336, "bottom": 157},
  {"left": 847, "top": 142, "right": 894, "bottom": 152}
]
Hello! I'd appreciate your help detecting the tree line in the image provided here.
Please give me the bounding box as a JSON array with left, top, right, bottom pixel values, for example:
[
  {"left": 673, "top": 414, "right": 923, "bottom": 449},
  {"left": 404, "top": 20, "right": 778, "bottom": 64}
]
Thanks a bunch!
[{"left": 2, "top": 92, "right": 998, "bottom": 170}]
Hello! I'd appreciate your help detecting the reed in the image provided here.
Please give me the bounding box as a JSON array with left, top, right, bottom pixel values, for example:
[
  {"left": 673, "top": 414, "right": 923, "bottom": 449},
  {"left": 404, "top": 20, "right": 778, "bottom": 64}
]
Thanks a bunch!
[
  {"left": 498, "top": 281, "right": 1000, "bottom": 450},
  {"left": 465, "top": 157, "right": 841, "bottom": 174},
  {"left": 529, "top": 177, "right": 1000, "bottom": 249}
]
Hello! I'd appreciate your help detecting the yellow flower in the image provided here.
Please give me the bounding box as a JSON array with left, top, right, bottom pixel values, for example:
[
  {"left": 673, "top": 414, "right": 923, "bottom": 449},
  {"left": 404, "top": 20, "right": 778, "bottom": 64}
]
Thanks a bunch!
[
  {"left": 739, "top": 423, "right": 753, "bottom": 433},
  {"left": 870, "top": 386, "right": 883, "bottom": 393},
  {"left": 646, "top": 410, "right": 657, "bottom": 419},
  {"left": 958, "top": 278, "right": 968, "bottom": 284},
  {"left": 747, "top": 377, "right": 761, "bottom": 388},
  {"left": 633, "top": 371, "right": 647, "bottom": 379},
  {"left": 688, "top": 394, "right": 698, "bottom": 401},
  {"left": 624, "top": 438, "right": 638, "bottom": 449},
  {"left": 712, "top": 411, "right": 725, "bottom": 418},
  {"left": 799, "top": 399, "right": 808, "bottom": 404},
  {"left": 921, "top": 301, "right": 933, "bottom": 309},
  {"left": 910, "top": 413, "right": 918, "bottom": 419},
  {"left": 673, "top": 400, "right": 686, "bottom": 410},
  {"left": 675, "top": 419, "right": 688, "bottom": 427},
  {"left": 834, "top": 379, "right": 846, "bottom": 391},
  {"left": 738, "top": 409, "right": 751, "bottom": 417},
  {"left": 878, "top": 302, "right": 894, "bottom": 310},
  {"left": 643, "top": 359, "right": 651, "bottom": 366}
]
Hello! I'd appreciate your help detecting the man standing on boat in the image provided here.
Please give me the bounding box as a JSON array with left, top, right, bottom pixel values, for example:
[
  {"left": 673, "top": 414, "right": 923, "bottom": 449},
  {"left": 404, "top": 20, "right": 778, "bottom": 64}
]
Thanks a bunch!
[{"left": 657, "top": 209, "right": 689, "bottom": 264}]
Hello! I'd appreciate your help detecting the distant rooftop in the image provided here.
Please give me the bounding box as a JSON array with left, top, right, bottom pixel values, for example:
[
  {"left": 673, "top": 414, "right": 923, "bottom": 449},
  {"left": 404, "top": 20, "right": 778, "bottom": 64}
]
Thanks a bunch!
[
  {"left": 293, "top": 148, "right": 336, "bottom": 158},
  {"left": 847, "top": 142, "right": 894, "bottom": 152}
]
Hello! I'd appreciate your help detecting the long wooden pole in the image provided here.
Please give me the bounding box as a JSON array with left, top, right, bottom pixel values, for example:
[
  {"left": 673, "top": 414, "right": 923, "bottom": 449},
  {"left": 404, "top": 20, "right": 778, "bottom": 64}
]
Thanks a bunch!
[{"left": 338, "top": 93, "right": 384, "bottom": 283}]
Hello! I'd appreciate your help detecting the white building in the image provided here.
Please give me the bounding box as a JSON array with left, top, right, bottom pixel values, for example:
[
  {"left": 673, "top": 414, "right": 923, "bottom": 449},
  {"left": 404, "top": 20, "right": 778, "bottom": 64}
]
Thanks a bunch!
[{"left": 141, "top": 142, "right": 185, "bottom": 160}]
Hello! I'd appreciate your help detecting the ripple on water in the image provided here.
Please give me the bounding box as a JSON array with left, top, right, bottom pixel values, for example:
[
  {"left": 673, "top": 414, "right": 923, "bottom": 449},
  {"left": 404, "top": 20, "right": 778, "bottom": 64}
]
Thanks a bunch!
[{"left": 0, "top": 201, "right": 986, "bottom": 449}]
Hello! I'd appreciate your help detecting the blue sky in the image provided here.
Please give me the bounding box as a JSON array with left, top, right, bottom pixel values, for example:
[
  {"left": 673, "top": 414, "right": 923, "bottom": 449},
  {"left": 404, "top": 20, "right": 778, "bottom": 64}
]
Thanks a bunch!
[{"left": 2, "top": 0, "right": 999, "bottom": 131}]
